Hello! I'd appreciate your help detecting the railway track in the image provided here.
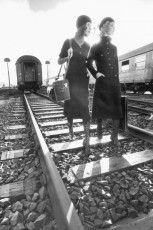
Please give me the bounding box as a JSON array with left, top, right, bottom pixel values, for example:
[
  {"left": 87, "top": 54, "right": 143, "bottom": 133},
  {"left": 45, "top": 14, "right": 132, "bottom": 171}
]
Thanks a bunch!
[
  {"left": 1, "top": 89, "right": 153, "bottom": 230},
  {"left": 31, "top": 91, "right": 153, "bottom": 229},
  {"left": 127, "top": 98, "right": 153, "bottom": 133},
  {"left": 128, "top": 98, "right": 153, "bottom": 106},
  {"left": 0, "top": 90, "right": 60, "bottom": 230},
  {"left": 128, "top": 105, "right": 153, "bottom": 116}
]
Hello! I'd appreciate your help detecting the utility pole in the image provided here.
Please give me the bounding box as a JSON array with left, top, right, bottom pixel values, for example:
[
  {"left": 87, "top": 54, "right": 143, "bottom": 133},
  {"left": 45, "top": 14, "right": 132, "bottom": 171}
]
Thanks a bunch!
[
  {"left": 4, "top": 58, "right": 11, "bottom": 88},
  {"left": 45, "top": 60, "right": 50, "bottom": 85}
]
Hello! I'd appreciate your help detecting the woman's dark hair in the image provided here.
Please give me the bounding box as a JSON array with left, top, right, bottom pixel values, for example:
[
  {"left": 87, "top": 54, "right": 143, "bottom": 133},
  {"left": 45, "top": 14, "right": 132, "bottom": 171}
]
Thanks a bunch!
[
  {"left": 76, "top": 15, "right": 91, "bottom": 28},
  {"left": 99, "top": 17, "right": 114, "bottom": 30}
]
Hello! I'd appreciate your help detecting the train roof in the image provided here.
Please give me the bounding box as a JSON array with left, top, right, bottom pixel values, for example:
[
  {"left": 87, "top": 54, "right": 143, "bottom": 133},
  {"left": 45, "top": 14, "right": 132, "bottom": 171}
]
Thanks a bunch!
[
  {"left": 118, "top": 42, "right": 153, "bottom": 61},
  {"left": 16, "top": 55, "right": 41, "bottom": 64}
]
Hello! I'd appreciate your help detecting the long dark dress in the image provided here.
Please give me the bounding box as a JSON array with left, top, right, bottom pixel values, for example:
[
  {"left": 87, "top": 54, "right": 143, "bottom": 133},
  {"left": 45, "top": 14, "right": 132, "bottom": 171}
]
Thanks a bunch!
[
  {"left": 59, "top": 38, "right": 90, "bottom": 122},
  {"left": 86, "top": 36, "right": 123, "bottom": 120}
]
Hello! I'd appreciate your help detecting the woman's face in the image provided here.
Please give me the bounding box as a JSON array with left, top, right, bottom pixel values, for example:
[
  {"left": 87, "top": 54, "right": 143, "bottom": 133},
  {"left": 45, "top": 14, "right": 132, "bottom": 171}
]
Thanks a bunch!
[
  {"left": 101, "top": 21, "right": 115, "bottom": 36},
  {"left": 84, "top": 22, "right": 92, "bottom": 37},
  {"left": 107, "top": 22, "right": 115, "bottom": 35}
]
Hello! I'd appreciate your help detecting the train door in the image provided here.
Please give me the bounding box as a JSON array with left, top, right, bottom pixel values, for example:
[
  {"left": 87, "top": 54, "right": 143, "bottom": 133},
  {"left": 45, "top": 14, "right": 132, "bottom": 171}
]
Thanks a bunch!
[{"left": 24, "top": 62, "right": 36, "bottom": 82}]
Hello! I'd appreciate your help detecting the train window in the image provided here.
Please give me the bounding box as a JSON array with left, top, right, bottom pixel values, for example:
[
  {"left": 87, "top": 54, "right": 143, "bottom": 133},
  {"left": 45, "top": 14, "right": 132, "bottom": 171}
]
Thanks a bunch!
[
  {"left": 121, "top": 60, "right": 129, "bottom": 71},
  {"left": 135, "top": 54, "right": 146, "bottom": 69}
]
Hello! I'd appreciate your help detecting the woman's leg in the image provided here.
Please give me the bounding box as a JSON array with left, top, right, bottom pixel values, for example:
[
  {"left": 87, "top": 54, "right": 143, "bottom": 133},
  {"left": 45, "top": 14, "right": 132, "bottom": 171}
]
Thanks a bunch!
[
  {"left": 97, "top": 118, "right": 102, "bottom": 139},
  {"left": 67, "top": 118, "right": 74, "bottom": 141},
  {"left": 111, "top": 119, "right": 120, "bottom": 147},
  {"left": 83, "top": 119, "right": 90, "bottom": 155}
]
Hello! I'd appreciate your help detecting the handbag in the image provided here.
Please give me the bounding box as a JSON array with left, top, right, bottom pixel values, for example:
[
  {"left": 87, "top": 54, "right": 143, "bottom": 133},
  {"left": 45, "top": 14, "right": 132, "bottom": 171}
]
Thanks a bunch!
[{"left": 53, "top": 39, "right": 72, "bottom": 102}]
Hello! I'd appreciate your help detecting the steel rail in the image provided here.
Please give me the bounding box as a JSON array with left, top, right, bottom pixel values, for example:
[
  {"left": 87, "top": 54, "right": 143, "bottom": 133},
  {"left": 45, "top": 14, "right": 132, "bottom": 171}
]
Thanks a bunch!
[
  {"left": 127, "top": 124, "right": 153, "bottom": 145},
  {"left": 32, "top": 91, "right": 64, "bottom": 107},
  {"left": 34, "top": 91, "right": 53, "bottom": 101},
  {"left": 128, "top": 98, "right": 153, "bottom": 105},
  {"left": 128, "top": 105, "right": 153, "bottom": 115},
  {"left": 24, "top": 94, "right": 84, "bottom": 230}
]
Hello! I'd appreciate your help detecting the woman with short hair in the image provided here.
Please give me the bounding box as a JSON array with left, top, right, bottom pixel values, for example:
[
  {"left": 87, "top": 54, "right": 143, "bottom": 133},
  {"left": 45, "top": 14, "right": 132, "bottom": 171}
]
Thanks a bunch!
[
  {"left": 86, "top": 17, "right": 123, "bottom": 147},
  {"left": 58, "top": 15, "right": 92, "bottom": 155}
]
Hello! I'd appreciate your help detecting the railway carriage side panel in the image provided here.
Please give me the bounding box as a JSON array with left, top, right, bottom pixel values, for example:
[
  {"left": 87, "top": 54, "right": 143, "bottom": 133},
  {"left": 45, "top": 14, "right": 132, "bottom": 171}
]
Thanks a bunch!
[
  {"left": 37, "top": 62, "right": 43, "bottom": 85},
  {"left": 119, "top": 43, "right": 153, "bottom": 93},
  {"left": 16, "top": 62, "right": 24, "bottom": 89},
  {"left": 144, "top": 51, "right": 153, "bottom": 82}
]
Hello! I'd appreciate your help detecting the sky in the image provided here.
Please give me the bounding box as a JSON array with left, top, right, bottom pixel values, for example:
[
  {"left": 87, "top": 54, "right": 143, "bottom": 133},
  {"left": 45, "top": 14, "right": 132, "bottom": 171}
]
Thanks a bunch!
[{"left": 0, "top": 0, "right": 153, "bottom": 86}]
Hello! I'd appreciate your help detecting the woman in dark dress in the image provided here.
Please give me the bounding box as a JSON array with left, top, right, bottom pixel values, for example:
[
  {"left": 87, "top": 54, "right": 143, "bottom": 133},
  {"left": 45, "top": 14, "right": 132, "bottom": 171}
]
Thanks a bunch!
[
  {"left": 58, "top": 15, "right": 92, "bottom": 154},
  {"left": 86, "top": 17, "right": 123, "bottom": 147}
]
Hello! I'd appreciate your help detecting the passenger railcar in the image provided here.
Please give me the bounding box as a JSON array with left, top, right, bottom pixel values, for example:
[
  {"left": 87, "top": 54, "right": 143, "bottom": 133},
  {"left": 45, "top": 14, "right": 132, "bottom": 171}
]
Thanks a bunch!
[
  {"left": 119, "top": 43, "right": 153, "bottom": 93},
  {"left": 16, "top": 55, "right": 42, "bottom": 91}
]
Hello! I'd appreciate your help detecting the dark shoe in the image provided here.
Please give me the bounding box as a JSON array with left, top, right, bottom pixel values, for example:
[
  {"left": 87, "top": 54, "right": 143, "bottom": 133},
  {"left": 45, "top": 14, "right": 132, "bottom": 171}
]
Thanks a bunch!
[
  {"left": 111, "top": 133, "right": 120, "bottom": 147},
  {"left": 83, "top": 138, "right": 86, "bottom": 146},
  {"left": 84, "top": 145, "right": 90, "bottom": 156},
  {"left": 97, "top": 129, "right": 103, "bottom": 139},
  {"left": 83, "top": 139, "right": 90, "bottom": 155},
  {"left": 113, "top": 138, "right": 120, "bottom": 147},
  {"left": 69, "top": 134, "right": 75, "bottom": 141}
]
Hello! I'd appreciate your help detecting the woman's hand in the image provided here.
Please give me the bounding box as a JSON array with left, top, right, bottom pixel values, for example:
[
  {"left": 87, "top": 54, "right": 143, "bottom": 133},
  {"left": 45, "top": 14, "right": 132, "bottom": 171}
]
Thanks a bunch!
[
  {"left": 96, "top": 72, "right": 105, "bottom": 79},
  {"left": 67, "top": 47, "right": 73, "bottom": 59}
]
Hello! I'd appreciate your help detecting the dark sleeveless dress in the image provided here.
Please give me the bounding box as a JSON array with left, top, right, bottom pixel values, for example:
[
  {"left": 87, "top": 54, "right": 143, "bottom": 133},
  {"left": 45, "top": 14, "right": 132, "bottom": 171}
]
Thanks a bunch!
[{"left": 59, "top": 38, "right": 90, "bottom": 122}]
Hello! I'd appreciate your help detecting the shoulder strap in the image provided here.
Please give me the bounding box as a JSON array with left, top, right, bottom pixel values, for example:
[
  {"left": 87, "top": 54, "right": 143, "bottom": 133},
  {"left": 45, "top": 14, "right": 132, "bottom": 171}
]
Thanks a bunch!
[
  {"left": 62, "top": 39, "right": 72, "bottom": 79},
  {"left": 69, "top": 38, "right": 72, "bottom": 48},
  {"left": 57, "top": 39, "right": 72, "bottom": 80}
]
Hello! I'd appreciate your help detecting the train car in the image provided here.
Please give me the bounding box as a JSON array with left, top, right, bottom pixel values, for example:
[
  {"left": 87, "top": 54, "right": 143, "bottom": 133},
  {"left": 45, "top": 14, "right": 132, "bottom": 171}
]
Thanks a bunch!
[
  {"left": 119, "top": 43, "right": 153, "bottom": 93},
  {"left": 16, "top": 55, "right": 42, "bottom": 91}
]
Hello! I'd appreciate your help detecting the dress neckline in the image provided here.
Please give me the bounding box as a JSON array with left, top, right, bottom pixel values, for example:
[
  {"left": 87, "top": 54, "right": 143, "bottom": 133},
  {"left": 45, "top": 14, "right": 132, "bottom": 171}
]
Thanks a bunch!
[{"left": 73, "top": 38, "right": 85, "bottom": 48}]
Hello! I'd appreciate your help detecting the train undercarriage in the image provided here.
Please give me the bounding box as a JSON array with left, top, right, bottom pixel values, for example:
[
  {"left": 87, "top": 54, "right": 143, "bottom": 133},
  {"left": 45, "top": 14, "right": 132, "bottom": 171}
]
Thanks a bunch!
[
  {"left": 18, "top": 82, "right": 40, "bottom": 92},
  {"left": 121, "top": 82, "right": 153, "bottom": 94}
]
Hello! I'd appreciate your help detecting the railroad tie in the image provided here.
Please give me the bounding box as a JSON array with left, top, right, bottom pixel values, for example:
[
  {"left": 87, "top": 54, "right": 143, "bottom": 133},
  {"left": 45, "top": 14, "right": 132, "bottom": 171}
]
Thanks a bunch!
[{"left": 71, "top": 149, "right": 153, "bottom": 181}]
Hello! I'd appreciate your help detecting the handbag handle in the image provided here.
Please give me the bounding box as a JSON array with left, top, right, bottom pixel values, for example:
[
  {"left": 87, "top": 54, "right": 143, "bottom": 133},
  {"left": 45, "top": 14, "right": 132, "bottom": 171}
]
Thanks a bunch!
[{"left": 57, "top": 64, "right": 63, "bottom": 79}]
